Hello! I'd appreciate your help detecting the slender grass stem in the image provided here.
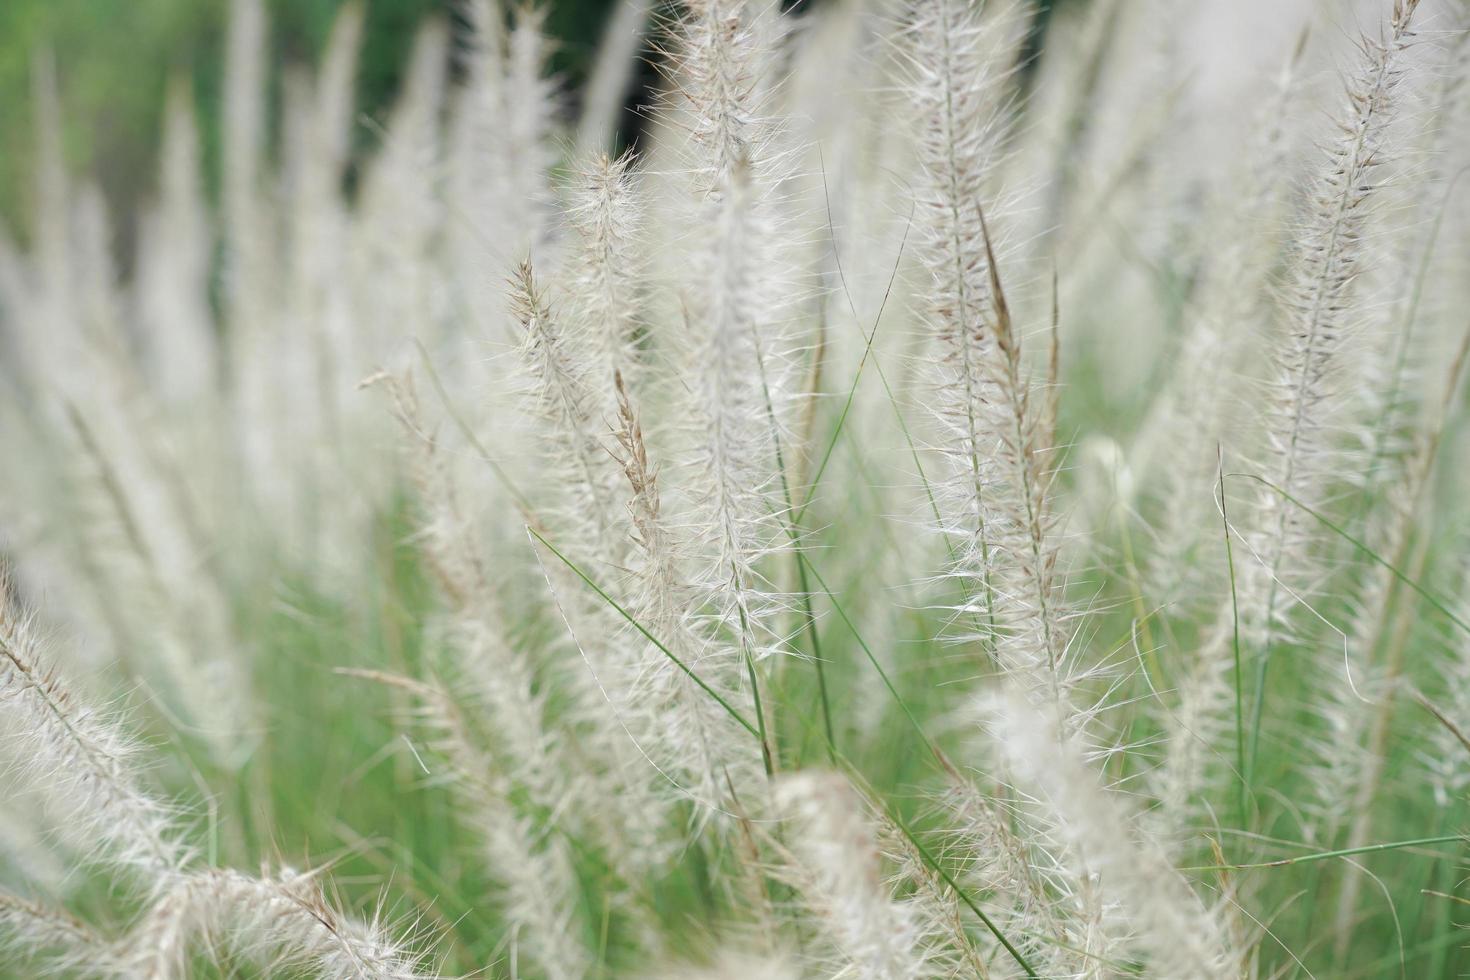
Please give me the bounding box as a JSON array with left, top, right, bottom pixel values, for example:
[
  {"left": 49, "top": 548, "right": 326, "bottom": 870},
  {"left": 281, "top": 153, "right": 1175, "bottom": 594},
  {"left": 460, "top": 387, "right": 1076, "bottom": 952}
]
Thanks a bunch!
[
  {"left": 1229, "top": 474, "right": 1470, "bottom": 637},
  {"left": 527, "top": 526, "right": 760, "bottom": 741},
  {"left": 1183, "top": 834, "right": 1464, "bottom": 872},
  {"left": 1218, "top": 449, "right": 1247, "bottom": 821}
]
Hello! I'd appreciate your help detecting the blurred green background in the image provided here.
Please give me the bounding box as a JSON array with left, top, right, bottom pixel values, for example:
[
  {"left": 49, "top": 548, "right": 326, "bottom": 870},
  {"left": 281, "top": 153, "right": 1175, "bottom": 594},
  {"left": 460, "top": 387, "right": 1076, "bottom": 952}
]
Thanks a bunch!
[{"left": 0, "top": 0, "right": 616, "bottom": 244}]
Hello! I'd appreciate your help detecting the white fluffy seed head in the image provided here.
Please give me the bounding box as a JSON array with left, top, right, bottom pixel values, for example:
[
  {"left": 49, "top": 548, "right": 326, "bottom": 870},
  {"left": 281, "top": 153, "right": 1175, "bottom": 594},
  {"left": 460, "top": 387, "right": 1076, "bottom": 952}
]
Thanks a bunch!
[
  {"left": 565, "top": 151, "right": 648, "bottom": 404},
  {"left": 776, "top": 771, "right": 935, "bottom": 980},
  {"left": 902, "top": 0, "right": 1075, "bottom": 706},
  {"left": 126, "top": 868, "right": 435, "bottom": 980},
  {"left": 0, "top": 893, "right": 116, "bottom": 977},
  {"left": 510, "top": 259, "right": 628, "bottom": 569},
  {"left": 610, "top": 375, "right": 763, "bottom": 812},
  {"left": 0, "top": 589, "right": 191, "bottom": 888},
  {"left": 657, "top": 0, "right": 804, "bottom": 672},
  {"left": 1241, "top": 0, "right": 1424, "bottom": 655},
  {"left": 981, "top": 687, "right": 1233, "bottom": 978}
]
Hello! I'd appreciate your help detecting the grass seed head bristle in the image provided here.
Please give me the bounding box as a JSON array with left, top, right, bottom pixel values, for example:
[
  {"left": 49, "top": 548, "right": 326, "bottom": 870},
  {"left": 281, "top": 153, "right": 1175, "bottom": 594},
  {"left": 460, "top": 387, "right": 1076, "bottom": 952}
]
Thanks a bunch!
[
  {"left": 776, "top": 771, "right": 936, "bottom": 980},
  {"left": 0, "top": 584, "right": 191, "bottom": 886},
  {"left": 2, "top": 0, "right": 1466, "bottom": 974}
]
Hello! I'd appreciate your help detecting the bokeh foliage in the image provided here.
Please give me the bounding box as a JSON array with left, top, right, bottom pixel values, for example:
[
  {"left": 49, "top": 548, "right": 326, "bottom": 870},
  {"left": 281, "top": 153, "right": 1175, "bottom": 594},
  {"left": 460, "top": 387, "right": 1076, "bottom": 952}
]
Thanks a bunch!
[{"left": 0, "top": 0, "right": 617, "bottom": 246}]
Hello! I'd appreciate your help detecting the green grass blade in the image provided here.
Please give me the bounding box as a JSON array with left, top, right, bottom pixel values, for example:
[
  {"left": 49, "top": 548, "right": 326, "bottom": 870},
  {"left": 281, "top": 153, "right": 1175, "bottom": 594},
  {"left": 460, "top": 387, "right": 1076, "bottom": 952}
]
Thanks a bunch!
[{"left": 526, "top": 526, "right": 761, "bottom": 741}]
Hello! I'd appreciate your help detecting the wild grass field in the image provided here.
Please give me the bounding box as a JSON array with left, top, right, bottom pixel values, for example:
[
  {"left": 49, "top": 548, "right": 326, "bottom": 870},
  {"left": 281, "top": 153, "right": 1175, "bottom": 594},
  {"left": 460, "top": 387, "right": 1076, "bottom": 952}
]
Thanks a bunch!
[{"left": 1, "top": 0, "right": 1469, "bottom": 976}]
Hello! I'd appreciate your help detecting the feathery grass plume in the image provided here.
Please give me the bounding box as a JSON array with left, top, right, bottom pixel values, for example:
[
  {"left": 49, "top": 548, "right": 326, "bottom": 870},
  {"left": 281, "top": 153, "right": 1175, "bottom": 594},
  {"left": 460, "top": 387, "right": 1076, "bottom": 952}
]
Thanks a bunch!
[
  {"left": 220, "top": 0, "right": 384, "bottom": 576},
  {"left": 665, "top": 0, "right": 789, "bottom": 185},
  {"left": 371, "top": 374, "right": 598, "bottom": 976},
  {"left": 0, "top": 581, "right": 191, "bottom": 886},
  {"left": 679, "top": 150, "right": 797, "bottom": 660},
  {"left": 444, "top": 0, "right": 560, "bottom": 317},
  {"left": 1151, "top": 619, "right": 1241, "bottom": 851},
  {"left": 783, "top": 0, "right": 906, "bottom": 369},
  {"left": 1305, "top": 449, "right": 1437, "bottom": 850},
  {"left": 343, "top": 670, "right": 591, "bottom": 980},
  {"left": 444, "top": 0, "right": 558, "bottom": 309},
  {"left": 126, "top": 868, "right": 436, "bottom": 980},
  {"left": 1145, "top": 77, "right": 1297, "bottom": 832},
  {"left": 659, "top": 0, "right": 803, "bottom": 767},
  {"left": 283, "top": 15, "right": 448, "bottom": 578},
  {"left": 902, "top": 0, "right": 1071, "bottom": 695},
  {"left": 564, "top": 151, "right": 648, "bottom": 406},
  {"left": 504, "top": 4, "right": 559, "bottom": 262},
  {"left": 1321, "top": 0, "right": 1470, "bottom": 581},
  {"left": 374, "top": 371, "right": 579, "bottom": 829},
  {"left": 1, "top": 543, "right": 429, "bottom": 980},
  {"left": 611, "top": 373, "right": 764, "bottom": 812},
  {"left": 135, "top": 78, "right": 216, "bottom": 409},
  {"left": 965, "top": 208, "right": 1076, "bottom": 702},
  {"left": 982, "top": 687, "right": 1233, "bottom": 978},
  {"left": 938, "top": 777, "right": 1095, "bottom": 977},
  {"left": 1137, "top": 37, "right": 1303, "bottom": 617},
  {"left": 1137, "top": 43, "right": 1300, "bottom": 815},
  {"left": 0, "top": 893, "right": 115, "bottom": 977},
  {"left": 352, "top": 16, "right": 448, "bottom": 365},
  {"left": 418, "top": 694, "right": 595, "bottom": 980},
  {"left": 1240, "top": 0, "right": 1425, "bottom": 770},
  {"left": 280, "top": 1, "right": 363, "bottom": 431},
  {"left": 6, "top": 0, "right": 1470, "bottom": 974},
  {"left": 775, "top": 771, "right": 938, "bottom": 980},
  {"left": 51, "top": 390, "right": 256, "bottom": 765},
  {"left": 1309, "top": 18, "right": 1470, "bottom": 720},
  {"left": 1315, "top": 331, "right": 1470, "bottom": 957},
  {"left": 511, "top": 260, "right": 628, "bottom": 568},
  {"left": 873, "top": 800, "right": 997, "bottom": 979},
  {"left": 221, "top": 0, "right": 278, "bottom": 516},
  {"left": 510, "top": 261, "right": 679, "bottom": 892},
  {"left": 445, "top": 0, "right": 508, "bottom": 334}
]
